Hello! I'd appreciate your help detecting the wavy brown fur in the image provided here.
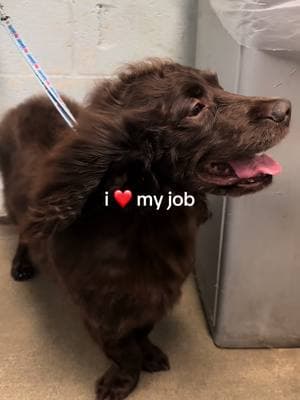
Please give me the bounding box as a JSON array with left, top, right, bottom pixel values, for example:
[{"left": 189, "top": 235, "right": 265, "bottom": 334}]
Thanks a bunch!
[{"left": 0, "top": 59, "right": 290, "bottom": 400}]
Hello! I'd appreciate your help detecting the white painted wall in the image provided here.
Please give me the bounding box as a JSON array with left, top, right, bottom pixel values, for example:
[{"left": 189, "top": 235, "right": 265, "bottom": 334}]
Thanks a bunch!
[
  {"left": 0, "top": 0, "right": 198, "bottom": 215},
  {"left": 0, "top": 0, "right": 197, "bottom": 108}
]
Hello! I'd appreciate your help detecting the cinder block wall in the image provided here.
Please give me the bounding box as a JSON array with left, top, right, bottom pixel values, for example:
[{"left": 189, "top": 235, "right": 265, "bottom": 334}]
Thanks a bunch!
[
  {"left": 0, "top": 0, "right": 198, "bottom": 214},
  {"left": 0, "top": 0, "right": 198, "bottom": 108}
]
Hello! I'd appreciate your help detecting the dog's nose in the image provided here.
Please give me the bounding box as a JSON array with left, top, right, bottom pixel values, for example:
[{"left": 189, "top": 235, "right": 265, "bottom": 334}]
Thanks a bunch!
[{"left": 268, "top": 99, "right": 291, "bottom": 123}]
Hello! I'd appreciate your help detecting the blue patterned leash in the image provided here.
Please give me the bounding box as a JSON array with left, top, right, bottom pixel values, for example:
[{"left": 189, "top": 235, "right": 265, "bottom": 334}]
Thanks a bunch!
[{"left": 0, "top": 4, "right": 77, "bottom": 130}]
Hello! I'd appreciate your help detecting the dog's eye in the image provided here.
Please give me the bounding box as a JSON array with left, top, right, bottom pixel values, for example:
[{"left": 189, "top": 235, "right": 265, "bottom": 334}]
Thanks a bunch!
[{"left": 189, "top": 102, "right": 205, "bottom": 117}]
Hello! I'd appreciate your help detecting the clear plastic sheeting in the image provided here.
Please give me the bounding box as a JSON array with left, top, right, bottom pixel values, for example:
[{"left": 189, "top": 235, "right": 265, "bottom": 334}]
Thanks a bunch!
[{"left": 209, "top": 0, "right": 300, "bottom": 51}]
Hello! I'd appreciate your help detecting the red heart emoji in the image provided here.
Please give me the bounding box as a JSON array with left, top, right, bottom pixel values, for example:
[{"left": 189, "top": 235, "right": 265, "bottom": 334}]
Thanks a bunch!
[{"left": 114, "top": 190, "right": 133, "bottom": 208}]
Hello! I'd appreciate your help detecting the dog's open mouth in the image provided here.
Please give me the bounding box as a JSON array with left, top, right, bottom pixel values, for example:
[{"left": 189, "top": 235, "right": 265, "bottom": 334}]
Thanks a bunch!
[{"left": 201, "top": 154, "right": 281, "bottom": 188}]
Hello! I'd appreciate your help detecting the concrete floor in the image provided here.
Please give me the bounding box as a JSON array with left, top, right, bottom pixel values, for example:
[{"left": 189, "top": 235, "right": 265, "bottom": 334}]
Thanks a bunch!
[{"left": 1, "top": 224, "right": 300, "bottom": 400}]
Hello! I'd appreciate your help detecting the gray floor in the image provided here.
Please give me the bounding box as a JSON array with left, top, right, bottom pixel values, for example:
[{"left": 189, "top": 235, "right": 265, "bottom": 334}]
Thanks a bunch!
[{"left": 1, "top": 224, "right": 300, "bottom": 400}]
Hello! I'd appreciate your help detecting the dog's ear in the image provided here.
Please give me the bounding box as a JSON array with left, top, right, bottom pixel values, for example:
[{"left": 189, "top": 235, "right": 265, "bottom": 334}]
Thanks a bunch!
[{"left": 23, "top": 117, "right": 124, "bottom": 238}]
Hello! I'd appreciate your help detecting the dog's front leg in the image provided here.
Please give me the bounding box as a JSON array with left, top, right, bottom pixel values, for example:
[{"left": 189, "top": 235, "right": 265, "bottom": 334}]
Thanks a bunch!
[
  {"left": 96, "top": 333, "right": 142, "bottom": 400},
  {"left": 136, "top": 324, "right": 170, "bottom": 373}
]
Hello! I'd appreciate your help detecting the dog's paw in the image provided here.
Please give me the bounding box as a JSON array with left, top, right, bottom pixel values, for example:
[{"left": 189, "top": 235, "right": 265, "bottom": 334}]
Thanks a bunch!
[
  {"left": 11, "top": 253, "right": 36, "bottom": 282},
  {"left": 142, "top": 343, "right": 170, "bottom": 373},
  {"left": 96, "top": 365, "right": 139, "bottom": 400},
  {"left": 11, "top": 262, "right": 36, "bottom": 281},
  {"left": 11, "top": 243, "right": 37, "bottom": 282}
]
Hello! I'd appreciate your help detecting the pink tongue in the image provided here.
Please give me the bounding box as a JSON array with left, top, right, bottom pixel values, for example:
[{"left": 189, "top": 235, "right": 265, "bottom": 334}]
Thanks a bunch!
[{"left": 228, "top": 154, "right": 282, "bottom": 179}]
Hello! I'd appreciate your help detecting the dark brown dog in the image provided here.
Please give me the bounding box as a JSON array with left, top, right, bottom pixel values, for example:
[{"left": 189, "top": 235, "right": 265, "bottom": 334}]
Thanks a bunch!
[{"left": 0, "top": 59, "right": 291, "bottom": 400}]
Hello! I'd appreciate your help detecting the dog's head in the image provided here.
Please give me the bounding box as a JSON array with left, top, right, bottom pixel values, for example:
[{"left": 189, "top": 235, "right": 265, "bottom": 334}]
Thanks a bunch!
[
  {"left": 89, "top": 59, "right": 290, "bottom": 196},
  {"left": 25, "top": 59, "right": 291, "bottom": 236}
]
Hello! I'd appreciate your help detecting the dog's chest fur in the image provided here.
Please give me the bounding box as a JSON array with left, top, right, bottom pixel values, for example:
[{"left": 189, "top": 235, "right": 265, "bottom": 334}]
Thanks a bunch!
[{"left": 48, "top": 207, "right": 200, "bottom": 326}]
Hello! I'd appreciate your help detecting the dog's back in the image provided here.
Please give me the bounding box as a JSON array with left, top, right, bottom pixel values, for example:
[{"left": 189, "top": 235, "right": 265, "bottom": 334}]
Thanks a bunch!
[{"left": 0, "top": 95, "right": 80, "bottom": 222}]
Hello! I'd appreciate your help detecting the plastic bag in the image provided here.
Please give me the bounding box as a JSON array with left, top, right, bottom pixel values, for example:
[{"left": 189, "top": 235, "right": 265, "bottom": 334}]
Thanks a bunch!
[{"left": 209, "top": 0, "right": 300, "bottom": 51}]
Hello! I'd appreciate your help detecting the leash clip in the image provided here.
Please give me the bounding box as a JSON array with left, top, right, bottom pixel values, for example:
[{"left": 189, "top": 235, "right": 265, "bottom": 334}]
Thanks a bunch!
[{"left": 0, "top": 4, "right": 9, "bottom": 22}]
